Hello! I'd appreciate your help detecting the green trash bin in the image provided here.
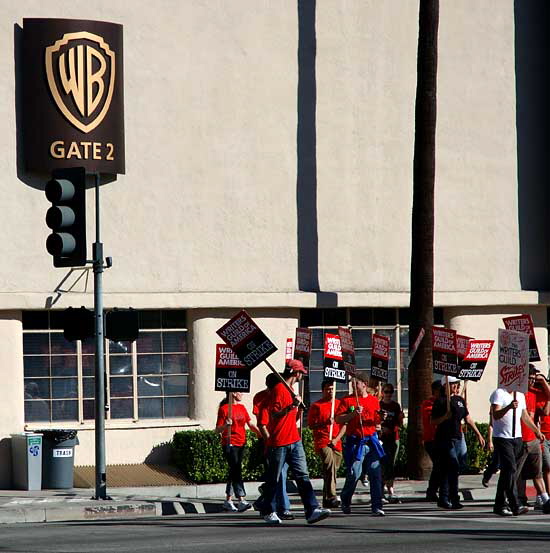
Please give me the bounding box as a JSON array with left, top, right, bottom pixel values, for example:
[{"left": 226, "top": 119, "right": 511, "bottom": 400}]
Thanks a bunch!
[{"left": 40, "top": 430, "right": 79, "bottom": 489}]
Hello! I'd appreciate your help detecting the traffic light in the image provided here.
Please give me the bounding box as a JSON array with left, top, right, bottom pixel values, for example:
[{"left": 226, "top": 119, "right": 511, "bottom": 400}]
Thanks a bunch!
[
  {"left": 45, "top": 167, "right": 87, "bottom": 267},
  {"left": 63, "top": 307, "right": 95, "bottom": 342},
  {"left": 105, "top": 309, "right": 139, "bottom": 342}
]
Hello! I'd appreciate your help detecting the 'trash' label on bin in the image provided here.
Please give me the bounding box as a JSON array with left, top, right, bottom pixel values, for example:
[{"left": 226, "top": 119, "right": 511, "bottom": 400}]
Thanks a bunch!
[{"left": 53, "top": 448, "right": 73, "bottom": 458}]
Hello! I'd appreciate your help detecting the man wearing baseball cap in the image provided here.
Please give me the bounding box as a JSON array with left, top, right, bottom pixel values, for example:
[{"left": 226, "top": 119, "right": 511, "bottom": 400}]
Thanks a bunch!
[{"left": 257, "top": 359, "right": 330, "bottom": 525}]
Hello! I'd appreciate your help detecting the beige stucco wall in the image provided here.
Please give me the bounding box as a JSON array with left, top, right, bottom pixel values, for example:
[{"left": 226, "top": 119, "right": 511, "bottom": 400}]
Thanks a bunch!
[{"left": 0, "top": 1, "right": 524, "bottom": 310}]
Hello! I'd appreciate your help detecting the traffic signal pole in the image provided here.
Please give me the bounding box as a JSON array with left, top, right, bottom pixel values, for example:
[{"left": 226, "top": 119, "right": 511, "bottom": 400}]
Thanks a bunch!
[{"left": 92, "top": 172, "right": 108, "bottom": 501}]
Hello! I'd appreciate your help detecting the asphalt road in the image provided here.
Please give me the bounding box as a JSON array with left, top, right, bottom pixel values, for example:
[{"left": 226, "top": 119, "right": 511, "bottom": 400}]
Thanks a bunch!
[{"left": 2, "top": 501, "right": 550, "bottom": 553}]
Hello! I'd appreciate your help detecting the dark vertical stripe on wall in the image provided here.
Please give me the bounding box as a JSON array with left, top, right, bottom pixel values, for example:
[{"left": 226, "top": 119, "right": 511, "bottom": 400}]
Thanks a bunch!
[
  {"left": 515, "top": 1, "right": 550, "bottom": 290},
  {"left": 297, "top": 0, "right": 319, "bottom": 291}
]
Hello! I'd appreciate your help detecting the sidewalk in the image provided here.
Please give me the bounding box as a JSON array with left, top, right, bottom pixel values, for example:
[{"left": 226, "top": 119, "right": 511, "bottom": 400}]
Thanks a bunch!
[{"left": 0, "top": 474, "right": 497, "bottom": 524}]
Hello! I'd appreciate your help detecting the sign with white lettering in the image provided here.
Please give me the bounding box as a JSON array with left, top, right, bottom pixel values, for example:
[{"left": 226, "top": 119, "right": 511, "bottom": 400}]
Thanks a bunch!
[
  {"left": 323, "top": 333, "right": 346, "bottom": 382},
  {"left": 432, "top": 327, "right": 458, "bottom": 376},
  {"left": 294, "top": 327, "right": 312, "bottom": 370},
  {"left": 216, "top": 311, "right": 277, "bottom": 370},
  {"left": 214, "top": 344, "right": 251, "bottom": 392},
  {"left": 338, "top": 326, "right": 356, "bottom": 376},
  {"left": 371, "top": 334, "right": 390, "bottom": 382},
  {"left": 498, "top": 328, "right": 529, "bottom": 393},
  {"left": 503, "top": 314, "right": 541, "bottom": 363},
  {"left": 458, "top": 339, "right": 494, "bottom": 381},
  {"left": 22, "top": 18, "right": 125, "bottom": 174}
]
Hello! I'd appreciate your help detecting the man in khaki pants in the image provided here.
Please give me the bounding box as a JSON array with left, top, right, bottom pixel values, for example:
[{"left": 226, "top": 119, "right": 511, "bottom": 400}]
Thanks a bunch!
[{"left": 308, "top": 379, "right": 346, "bottom": 508}]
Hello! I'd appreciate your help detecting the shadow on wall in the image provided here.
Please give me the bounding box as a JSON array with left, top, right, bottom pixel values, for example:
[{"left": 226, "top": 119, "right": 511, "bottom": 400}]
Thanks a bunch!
[
  {"left": 144, "top": 442, "right": 172, "bottom": 465},
  {"left": 515, "top": 2, "right": 550, "bottom": 291},
  {"left": 296, "top": 1, "right": 337, "bottom": 308}
]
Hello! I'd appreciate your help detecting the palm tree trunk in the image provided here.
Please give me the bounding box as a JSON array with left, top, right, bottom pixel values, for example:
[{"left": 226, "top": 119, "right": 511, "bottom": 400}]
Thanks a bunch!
[{"left": 407, "top": 0, "right": 439, "bottom": 480}]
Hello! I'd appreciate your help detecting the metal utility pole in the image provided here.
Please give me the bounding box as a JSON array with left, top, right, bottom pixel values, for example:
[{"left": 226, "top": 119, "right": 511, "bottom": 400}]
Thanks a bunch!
[{"left": 92, "top": 172, "right": 109, "bottom": 500}]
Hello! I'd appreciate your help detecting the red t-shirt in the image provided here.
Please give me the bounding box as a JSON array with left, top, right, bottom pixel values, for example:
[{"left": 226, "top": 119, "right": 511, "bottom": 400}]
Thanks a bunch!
[
  {"left": 216, "top": 403, "right": 250, "bottom": 447},
  {"left": 307, "top": 398, "right": 343, "bottom": 452},
  {"left": 266, "top": 382, "right": 300, "bottom": 447},
  {"left": 534, "top": 388, "right": 550, "bottom": 438},
  {"left": 336, "top": 394, "right": 380, "bottom": 438},
  {"left": 521, "top": 389, "right": 538, "bottom": 442},
  {"left": 421, "top": 396, "right": 436, "bottom": 443},
  {"left": 253, "top": 389, "right": 270, "bottom": 420}
]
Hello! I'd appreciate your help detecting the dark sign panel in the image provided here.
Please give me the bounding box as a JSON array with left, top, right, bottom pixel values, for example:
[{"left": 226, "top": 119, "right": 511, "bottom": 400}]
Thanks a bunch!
[
  {"left": 458, "top": 340, "right": 494, "bottom": 382},
  {"left": 22, "top": 18, "right": 125, "bottom": 174},
  {"left": 294, "top": 327, "right": 312, "bottom": 369},
  {"left": 503, "top": 314, "right": 541, "bottom": 363},
  {"left": 432, "top": 327, "right": 458, "bottom": 376},
  {"left": 323, "top": 333, "right": 346, "bottom": 382},
  {"left": 214, "top": 344, "right": 251, "bottom": 392},
  {"left": 371, "top": 333, "right": 390, "bottom": 382},
  {"left": 456, "top": 335, "right": 473, "bottom": 362},
  {"left": 216, "top": 310, "right": 277, "bottom": 370},
  {"left": 338, "top": 326, "right": 357, "bottom": 376}
]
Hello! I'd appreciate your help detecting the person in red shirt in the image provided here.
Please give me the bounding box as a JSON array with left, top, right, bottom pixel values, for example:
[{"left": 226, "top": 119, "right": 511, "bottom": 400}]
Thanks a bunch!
[
  {"left": 538, "top": 376, "right": 550, "bottom": 509},
  {"left": 422, "top": 380, "right": 443, "bottom": 501},
  {"left": 516, "top": 365, "right": 550, "bottom": 510},
  {"left": 308, "top": 379, "right": 346, "bottom": 508},
  {"left": 215, "top": 391, "right": 259, "bottom": 512},
  {"left": 335, "top": 371, "right": 385, "bottom": 516},
  {"left": 253, "top": 373, "right": 292, "bottom": 519},
  {"left": 256, "top": 360, "right": 330, "bottom": 525}
]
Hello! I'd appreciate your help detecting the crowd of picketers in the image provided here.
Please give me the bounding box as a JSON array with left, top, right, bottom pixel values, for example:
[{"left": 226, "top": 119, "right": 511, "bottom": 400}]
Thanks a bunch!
[{"left": 214, "top": 360, "right": 550, "bottom": 524}]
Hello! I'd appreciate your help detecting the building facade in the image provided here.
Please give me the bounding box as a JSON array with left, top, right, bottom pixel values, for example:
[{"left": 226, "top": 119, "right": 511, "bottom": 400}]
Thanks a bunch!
[{"left": 0, "top": 1, "right": 548, "bottom": 487}]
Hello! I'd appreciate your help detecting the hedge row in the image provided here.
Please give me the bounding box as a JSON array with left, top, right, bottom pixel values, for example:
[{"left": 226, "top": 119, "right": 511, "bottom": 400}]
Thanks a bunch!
[{"left": 171, "top": 424, "right": 491, "bottom": 484}]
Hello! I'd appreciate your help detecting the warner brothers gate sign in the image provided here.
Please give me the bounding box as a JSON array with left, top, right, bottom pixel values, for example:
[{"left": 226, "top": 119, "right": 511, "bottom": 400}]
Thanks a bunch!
[{"left": 22, "top": 18, "right": 125, "bottom": 174}]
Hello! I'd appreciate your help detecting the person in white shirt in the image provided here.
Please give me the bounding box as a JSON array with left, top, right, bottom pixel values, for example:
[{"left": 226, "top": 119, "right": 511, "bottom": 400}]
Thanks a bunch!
[{"left": 489, "top": 387, "right": 544, "bottom": 516}]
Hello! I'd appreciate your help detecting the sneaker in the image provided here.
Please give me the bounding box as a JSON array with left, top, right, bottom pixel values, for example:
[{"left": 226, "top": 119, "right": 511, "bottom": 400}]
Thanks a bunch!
[
  {"left": 534, "top": 497, "right": 544, "bottom": 511},
  {"left": 513, "top": 506, "right": 529, "bottom": 516},
  {"left": 481, "top": 477, "right": 489, "bottom": 488},
  {"left": 381, "top": 497, "right": 389, "bottom": 504},
  {"left": 388, "top": 494, "right": 401, "bottom": 504},
  {"left": 543, "top": 499, "right": 550, "bottom": 515},
  {"left": 237, "top": 500, "right": 252, "bottom": 512},
  {"left": 451, "top": 502, "right": 464, "bottom": 510},
  {"left": 323, "top": 498, "right": 341, "bottom": 508},
  {"left": 360, "top": 479, "right": 369, "bottom": 488},
  {"left": 264, "top": 512, "right": 282, "bottom": 524},
  {"left": 223, "top": 500, "right": 238, "bottom": 512},
  {"left": 278, "top": 510, "right": 295, "bottom": 520},
  {"left": 493, "top": 506, "right": 513, "bottom": 516},
  {"left": 437, "top": 499, "right": 453, "bottom": 510},
  {"left": 371, "top": 508, "right": 385, "bottom": 517},
  {"left": 307, "top": 507, "right": 331, "bottom": 524},
  {"left": 341, "top": 504, "right": 351, "bottom": 514}
]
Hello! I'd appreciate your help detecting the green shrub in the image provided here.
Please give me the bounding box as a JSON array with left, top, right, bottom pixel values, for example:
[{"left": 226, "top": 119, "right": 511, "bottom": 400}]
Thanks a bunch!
[{"left": 172, "top": 423, "right": 491, "bottom": 484}]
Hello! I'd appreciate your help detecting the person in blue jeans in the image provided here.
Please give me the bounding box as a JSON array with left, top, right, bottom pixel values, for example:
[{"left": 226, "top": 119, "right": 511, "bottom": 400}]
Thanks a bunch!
[
  {"left": 431, "top": 376, "right": 485, "bottom": 510},
  {"left": 335, "top": 373, "right": 385, "bottom": 516},
  {"left": 257, "top": 360, "right": 330, "bottom": 525}
]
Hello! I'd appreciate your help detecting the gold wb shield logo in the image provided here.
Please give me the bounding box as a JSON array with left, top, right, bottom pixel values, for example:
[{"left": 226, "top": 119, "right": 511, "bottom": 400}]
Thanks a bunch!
[{"left": 45, "top": 31, "right": 115, "bottom": 133}]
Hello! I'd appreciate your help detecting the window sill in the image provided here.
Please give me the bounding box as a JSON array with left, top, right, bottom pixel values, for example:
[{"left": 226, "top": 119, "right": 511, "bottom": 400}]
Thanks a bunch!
[{"left": 24, "top": 418, "right": 201, "bottom": 431}]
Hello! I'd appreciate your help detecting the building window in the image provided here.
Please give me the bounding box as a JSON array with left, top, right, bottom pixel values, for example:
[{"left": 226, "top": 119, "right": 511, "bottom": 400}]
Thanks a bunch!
[
  {"left": 300, "top": 308, "right": 415, "bottom": 409},
  {"left": 23, "top": 310, "right": 190, "bottom": 424}
]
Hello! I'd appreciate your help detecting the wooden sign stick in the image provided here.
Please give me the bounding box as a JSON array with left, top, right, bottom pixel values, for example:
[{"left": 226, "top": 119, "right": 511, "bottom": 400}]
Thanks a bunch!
[
  {"left": 228, "top": 392, "right": 233, "bottom": 447},
  {"left": 512, "top": 391, "right": 517, "bottom": 437},
  {"left": 329, "top": 392, "right": 336, "bottom": 441}
]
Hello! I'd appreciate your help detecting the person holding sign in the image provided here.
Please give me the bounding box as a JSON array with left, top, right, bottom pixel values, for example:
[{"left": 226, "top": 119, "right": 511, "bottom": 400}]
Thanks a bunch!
[
  {"left": 431, "top": 376, "right": 485, "bottom": 510},
  {"left": 516, "top": 366, "right": 550, "bottom": 510},
  {"left": 257, "top": 360, "right": 331, "bottom": 525},
  {"left": 489, "top": 385, "right": 544, "bottom": 516},
  {"left": 307, "top": 379, "right": 345, "bottom": 508},
  {"left": 215, "top": 392, "right": 259, "bottom": 512},
  {"left": 336, "top": 372, "right": 385, "bottom": 516}
]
